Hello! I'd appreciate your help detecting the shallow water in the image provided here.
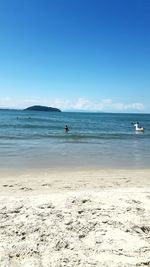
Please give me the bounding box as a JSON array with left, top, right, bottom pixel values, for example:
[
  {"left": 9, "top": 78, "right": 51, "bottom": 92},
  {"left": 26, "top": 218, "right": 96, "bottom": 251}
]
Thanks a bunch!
[{"left": 0, "top": 110, "right": 150, "bottom": 171}]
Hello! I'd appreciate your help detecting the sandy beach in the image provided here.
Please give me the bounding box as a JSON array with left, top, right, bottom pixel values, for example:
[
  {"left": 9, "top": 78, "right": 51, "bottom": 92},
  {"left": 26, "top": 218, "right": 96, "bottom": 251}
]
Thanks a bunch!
[{"left": 0, "top": 169, "right": 150, "bottom": 267}]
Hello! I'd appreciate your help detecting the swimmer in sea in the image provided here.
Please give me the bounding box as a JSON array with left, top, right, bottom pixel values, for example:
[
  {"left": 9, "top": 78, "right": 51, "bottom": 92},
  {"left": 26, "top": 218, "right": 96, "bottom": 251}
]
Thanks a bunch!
[{"left": 64, "top": 125, "right": 69, "bottom": 133}]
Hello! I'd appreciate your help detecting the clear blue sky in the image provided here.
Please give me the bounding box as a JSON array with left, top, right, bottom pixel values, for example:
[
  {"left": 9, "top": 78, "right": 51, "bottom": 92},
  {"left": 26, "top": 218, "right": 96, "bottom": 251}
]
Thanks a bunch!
[{"left": 0, "top": 0, "right": 150, "bottom": 112}]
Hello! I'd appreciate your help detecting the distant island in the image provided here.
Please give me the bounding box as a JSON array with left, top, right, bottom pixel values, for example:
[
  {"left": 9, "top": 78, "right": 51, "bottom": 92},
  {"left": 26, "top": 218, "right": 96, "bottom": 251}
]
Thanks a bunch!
[{"left": 24, "top": 105, "right": 61, "bottom": 112}]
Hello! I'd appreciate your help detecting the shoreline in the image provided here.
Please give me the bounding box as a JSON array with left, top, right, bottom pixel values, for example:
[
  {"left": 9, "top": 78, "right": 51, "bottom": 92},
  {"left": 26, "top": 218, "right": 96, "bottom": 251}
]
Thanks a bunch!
[{"left": 0, "top": 168, "right": 150, "bottom": 196}]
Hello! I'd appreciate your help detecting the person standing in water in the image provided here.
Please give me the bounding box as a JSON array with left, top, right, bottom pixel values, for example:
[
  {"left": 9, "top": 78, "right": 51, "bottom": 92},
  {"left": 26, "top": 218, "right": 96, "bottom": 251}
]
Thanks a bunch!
[{"left": 65, "top": 125, "right": 69, "bottom": 133}]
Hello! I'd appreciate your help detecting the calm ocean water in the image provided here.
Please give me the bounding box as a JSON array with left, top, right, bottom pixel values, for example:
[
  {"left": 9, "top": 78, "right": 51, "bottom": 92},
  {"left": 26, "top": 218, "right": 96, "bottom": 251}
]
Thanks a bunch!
[{"left": 0, "top": 110, "right": 150, "bottom": 171}]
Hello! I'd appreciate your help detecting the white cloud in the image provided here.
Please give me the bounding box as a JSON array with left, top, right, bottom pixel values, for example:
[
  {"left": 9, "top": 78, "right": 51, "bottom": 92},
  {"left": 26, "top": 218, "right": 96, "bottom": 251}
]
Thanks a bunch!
[
  {"left": 52, "top": 98, "right": 145, "bottom": 112},
  {"left": 0, "top": 97, "right": 145, "bottom": 112},
  {"left": 73, "top": 98, "right": 91, "bottom": 109},
  {"left": 47, "top": 98, "right": 144, "bottom": 112},
  {"left": 102, "top": 99, "right": 113, "bottom": 105},
  {"left": 112, "top": 102, "right": 144, "bottom": 111}
]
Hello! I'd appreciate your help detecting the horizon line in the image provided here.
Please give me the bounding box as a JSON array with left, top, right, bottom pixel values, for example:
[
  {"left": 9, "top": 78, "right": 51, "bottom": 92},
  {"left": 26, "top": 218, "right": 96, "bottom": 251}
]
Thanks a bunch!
[{"left": 0, "top": 107, "right": 149, "bottom": 115}]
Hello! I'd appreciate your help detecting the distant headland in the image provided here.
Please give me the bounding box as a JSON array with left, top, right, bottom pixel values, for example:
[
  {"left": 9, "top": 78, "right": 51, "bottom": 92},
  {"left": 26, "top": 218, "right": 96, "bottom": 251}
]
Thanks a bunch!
[{"left": 24, "top": 105, "right": 61, "bottom": 112}]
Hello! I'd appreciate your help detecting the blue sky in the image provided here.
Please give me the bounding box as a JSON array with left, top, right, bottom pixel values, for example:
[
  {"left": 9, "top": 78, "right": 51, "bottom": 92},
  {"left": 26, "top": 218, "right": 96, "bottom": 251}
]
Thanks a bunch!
[{"left": 0, "top": 0, "right": 150, "bottom": 112}]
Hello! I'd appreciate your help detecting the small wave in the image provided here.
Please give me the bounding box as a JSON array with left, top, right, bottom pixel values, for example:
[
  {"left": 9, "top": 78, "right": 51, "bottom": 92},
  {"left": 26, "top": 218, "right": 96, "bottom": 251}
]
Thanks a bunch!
[{"left": 0, "top": 132, "right": 149, "bottom": 142}]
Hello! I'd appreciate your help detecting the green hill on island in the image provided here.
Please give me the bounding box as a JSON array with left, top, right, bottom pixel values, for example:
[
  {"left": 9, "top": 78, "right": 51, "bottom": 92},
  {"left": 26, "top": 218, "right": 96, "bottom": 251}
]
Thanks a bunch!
[{"left": 24, "top": 105, "right": 61, "bottom": 112}]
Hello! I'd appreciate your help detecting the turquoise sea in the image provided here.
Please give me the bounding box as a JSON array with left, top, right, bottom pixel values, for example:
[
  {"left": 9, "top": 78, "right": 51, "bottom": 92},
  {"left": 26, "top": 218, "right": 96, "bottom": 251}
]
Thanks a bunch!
[{"left": 0, "top": 110, "right": 150, "bottom": 171}]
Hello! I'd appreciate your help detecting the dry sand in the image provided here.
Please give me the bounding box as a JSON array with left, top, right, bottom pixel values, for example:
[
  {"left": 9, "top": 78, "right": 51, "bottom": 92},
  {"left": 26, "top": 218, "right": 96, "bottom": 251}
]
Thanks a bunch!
[{"left": 0, "top": 169, "right": 150, "bottom": 267}]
